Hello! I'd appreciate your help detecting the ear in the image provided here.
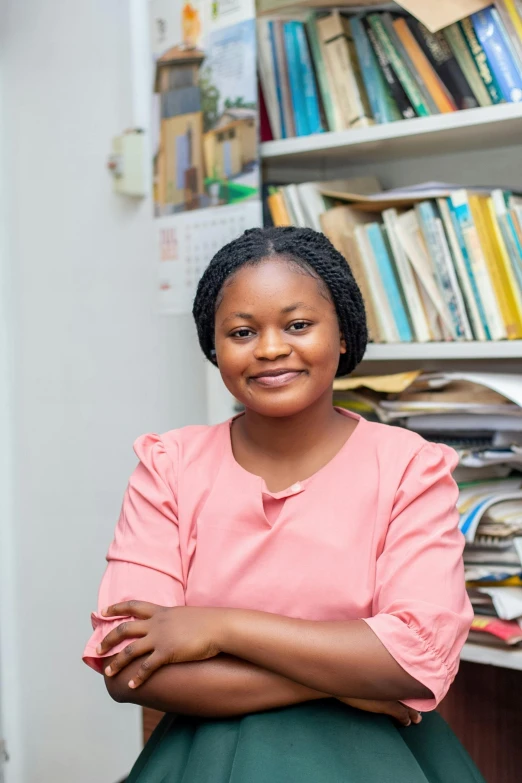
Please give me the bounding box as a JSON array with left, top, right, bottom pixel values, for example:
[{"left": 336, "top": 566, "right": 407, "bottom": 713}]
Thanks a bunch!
[{"left": 339, "top": 333, "right": 347, "bottom": 355}]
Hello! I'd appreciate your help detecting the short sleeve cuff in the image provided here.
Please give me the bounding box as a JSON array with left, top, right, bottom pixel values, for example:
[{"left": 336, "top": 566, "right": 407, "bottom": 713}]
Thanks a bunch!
[{"left": 82, "top": 612, "right": 139, "bottom": 673}]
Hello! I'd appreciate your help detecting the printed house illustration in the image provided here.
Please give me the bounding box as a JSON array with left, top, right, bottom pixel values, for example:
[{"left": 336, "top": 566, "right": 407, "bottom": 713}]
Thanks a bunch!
[
  {"left": 203, "top": 108, "right": 257, "bottom": 181},
  {"left": 154, "top": 46, "right": 206, "bottom": 211}
]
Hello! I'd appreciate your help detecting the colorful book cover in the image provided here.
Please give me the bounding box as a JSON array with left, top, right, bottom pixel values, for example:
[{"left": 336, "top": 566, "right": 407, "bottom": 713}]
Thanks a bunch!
[
  {"left": 443, "top": 23, "right": 493, "bottom": 107},
  {"left": 367, "top": 14, "right": 431, "bottom": 117},
  {"left": 283, "top": 22, "right": 310, "bottom": 136},
  {"left": 306, "top": 13, "right": 337, "bottom": 132},
  {"left": 485, "top": 197, "right": 522, "bottom": 337},
  {"left": 268, "top": 21, "right": 286, "bottom": 138},
  {"left": 459, "top": 17, "right": 505, "bottom": 104},
  {"left": 365, "top": 223, "right": 413, "bottom": 341},
  {"left": 293, "top": 21, "right": 323, "bottom": 134},
  {"left": 472, "top": 8, "right": 522, "bottom": 102},
  {"left": 350, "top": 16, "right": 400, "bottom": 123},
  {"left": 364, "top": 17, "right": 416, "bottom": 119}
]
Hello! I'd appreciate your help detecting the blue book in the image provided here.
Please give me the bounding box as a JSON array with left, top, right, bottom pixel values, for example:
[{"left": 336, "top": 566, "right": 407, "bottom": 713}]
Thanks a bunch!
[
  {"left": 350, "top": 16, "right": 400, "bottom": 124},
  {"left": 365, "top": 223, "right": 413, "bottom": 341},
  {"left": 446, "top": 198, "right": 491, "bottom": 340},
  {"left": 283, "top": 22, "right": 310, "bottom": 136},
  {"left": 268, "top": 21, "right": 287, "bottom": 139},
  {"left": 292, "top": 21, "right": 323, "bottom": 135},
  {"left": 472, "top": 8, "right": 522, "bottom": 102}
]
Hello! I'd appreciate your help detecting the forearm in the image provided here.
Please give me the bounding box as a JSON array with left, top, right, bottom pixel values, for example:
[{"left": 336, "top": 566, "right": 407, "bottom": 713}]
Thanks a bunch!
[
  {"left": 104, "top": 653, "right": 328, "bottom": 717},
  {"left": 221, "top": 612, "right": 432, "bottom": 702}
]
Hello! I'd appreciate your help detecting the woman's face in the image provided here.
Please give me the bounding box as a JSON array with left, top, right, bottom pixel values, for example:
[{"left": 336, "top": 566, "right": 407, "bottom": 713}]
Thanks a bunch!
[{"left": 214, "top": 257, "right": 346, "bottom": 418}]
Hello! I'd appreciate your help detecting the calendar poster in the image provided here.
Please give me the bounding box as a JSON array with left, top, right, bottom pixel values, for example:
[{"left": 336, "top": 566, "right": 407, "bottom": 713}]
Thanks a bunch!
[
  {"left": 150, "top": 0, "right": 259, "bottom": 217},
  {"left": 157, "top": 199, "right": 263, "bottom": 314}
]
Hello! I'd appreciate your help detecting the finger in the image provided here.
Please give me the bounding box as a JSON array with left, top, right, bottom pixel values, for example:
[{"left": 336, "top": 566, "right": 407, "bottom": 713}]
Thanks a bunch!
[
  {"left": 104, "top": 639, "right": 152, "bottom": 677},
  {"left": 408, "top": 708, "right": 422, "bottom": 725},
  {"left": 128, "top": 652, "right": 165, "bottom": 689},
  {"left": 101, "top": 600, "right": 161, "bottom": 620},
  {"left": 97, "top": 620, "right": 148, "bottom": 655},
  {"left": 388, "top": 703, "right": 412, "bottom": 727}
]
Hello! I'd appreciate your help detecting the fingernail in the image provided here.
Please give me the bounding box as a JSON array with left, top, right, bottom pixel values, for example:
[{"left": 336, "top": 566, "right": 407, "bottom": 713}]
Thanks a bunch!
[
  {"left": 101, "top": 607, "right": 109, "bottom": 616},
  {"left": 405, "top": 720, "right": 411, "bottom": 727},
  {"left": 105, "top": 665, "right": 112, "bottom": 676},
  {"left": 96, "top": 644, "right": 102, "bottom": 654},
  {"left": 128, "top": 680, "right": 136, "bottom": 689}
]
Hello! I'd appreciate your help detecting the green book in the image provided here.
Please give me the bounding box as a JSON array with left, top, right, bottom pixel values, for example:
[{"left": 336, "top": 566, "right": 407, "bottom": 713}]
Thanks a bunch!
[
  {"left": 443, "top": 23, "right": 492, "bottom": 107},
  {"left": 306, "top": 13, "right": 337, "bottom": 132},
  {"left": 458, "top": 17, "right": 504, "bottom": 104},
  {"left": 367, "top": 14, "right": 431, "bottom": 117}
]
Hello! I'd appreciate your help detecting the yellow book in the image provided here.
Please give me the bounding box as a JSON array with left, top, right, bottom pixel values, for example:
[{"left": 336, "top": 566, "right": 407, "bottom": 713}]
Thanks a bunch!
[
  {"left": 267, "top": 190, "right": 292, "bottom": 227},
  {"left": 504, "top": 0, "right": 522, "bottom": 42},
  {"left": 469, "top": 195, "right": 522, "bottom": 339},
  {"left": 486, "top": 197, "right": 522, "bottom": 335}
]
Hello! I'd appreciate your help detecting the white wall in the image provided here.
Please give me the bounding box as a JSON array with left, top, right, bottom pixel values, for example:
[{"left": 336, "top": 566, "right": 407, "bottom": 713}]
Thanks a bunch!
[{"left": 0, "top": 1, "right": 207, "bottom": 781}]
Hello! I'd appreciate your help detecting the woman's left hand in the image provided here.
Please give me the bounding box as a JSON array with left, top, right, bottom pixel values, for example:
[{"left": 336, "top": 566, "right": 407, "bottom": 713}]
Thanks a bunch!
[{"left": 97, "top": 601, "right": 226, "bottom": 688}]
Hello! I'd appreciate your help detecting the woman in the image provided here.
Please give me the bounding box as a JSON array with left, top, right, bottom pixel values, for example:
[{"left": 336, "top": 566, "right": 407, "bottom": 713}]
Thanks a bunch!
[{"left": 83, "top": 227, "right": 483, "bottom": 782}]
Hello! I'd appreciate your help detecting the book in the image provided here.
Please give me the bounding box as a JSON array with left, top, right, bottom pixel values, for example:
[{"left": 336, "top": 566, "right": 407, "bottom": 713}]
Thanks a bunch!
[
  {"left": 492, "top": 190, "right": 522, "bottom": 295},
  {"left": 354, "top": 224, "right": 399, "bottom": 342},
  {"left": 363, "top": 17, "right": 416, "bottom": 120},
  {"left": 293, "top": 21, "right": 324, "bottom": 134},
  {"left": 305, "top": 13, "right": 338, "bottom": 132},
  {"left": 416, "top": 201, "right": 471, "bottom": 339},
  {"left": 367, "top": 14, "right": 431, "bottom": 117},
  {"left": 315, "top": 12, "right": 373, "bottom": 130},
  {"left": 283, "top": 21, "right": 310, "bottom": 136},
  {"left": 472, "top": 8, "right": 522, "bottom": 103},
  {"left": 450, "top": 190, "right": 506, "bottom": 341},
  {"left": 267, "top": 188, "right": 292, "bottom": 225},
  {"left": 350, "top": 15, "right": 401, "bottom": 124},
  {"left": 444, "top": 23, "right": 493, "bottom": 107},
  {"left": 257, "top": 19, "right": 283, "bottom": 139},
  {"left": 469, "top": 615, "right": 522, "bottom": 645},
  {"left": 392, "top": 17, "right": 457, "bottom": 114},
  {"left": 365, "top": 223, "right": 413, "bottom": 342},
  {"left": 459, "top": 17, "right": 505, "bottom": 104},
  {"left": 437, "top": 198, "right": 487, "bottom": 341},
  {"left": 407, "top": 19, "right": 479, "bottom": 110},
  {"left": 268, "top": 21, "right": 287, "bottom": 138},
  {"left": 486, "top": 196, "right": 522, "bottom": 336},
  {"left": 382, "top": 208, "right": 430, "bottom": 342},
  {"left": 272, "top": 20, "right": 296, "bottom": 138},
  {"left": 495, "top": 1, "right": 522, "bottom": 68}
]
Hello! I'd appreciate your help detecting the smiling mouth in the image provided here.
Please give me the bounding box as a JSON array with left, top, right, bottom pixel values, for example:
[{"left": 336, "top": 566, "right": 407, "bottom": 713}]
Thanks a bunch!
[{"left": 250, "top": 370, "right": 305, "bottom": 388}]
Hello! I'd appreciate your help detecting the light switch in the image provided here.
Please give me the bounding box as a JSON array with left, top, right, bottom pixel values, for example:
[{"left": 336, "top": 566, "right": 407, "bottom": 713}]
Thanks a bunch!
[{"left": 108, "top": 129, "right": 148, "bottom": 197}]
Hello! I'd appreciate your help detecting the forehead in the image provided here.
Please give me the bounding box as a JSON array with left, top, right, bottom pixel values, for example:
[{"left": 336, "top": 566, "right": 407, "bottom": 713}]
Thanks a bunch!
[{"left": 217, "top": 258, "right": 331, "bottom": 314}]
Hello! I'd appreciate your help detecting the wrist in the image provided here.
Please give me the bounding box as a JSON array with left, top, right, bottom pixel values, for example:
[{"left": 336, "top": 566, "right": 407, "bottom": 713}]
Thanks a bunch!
[{"left": 216, "top": 607, "right": 243, "bottom": 655}]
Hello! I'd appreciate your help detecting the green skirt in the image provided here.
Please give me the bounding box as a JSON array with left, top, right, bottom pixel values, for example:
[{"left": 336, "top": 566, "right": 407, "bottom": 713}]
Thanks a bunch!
[{"left": 127, "top": 700, "right": 485, "bottom": 783}]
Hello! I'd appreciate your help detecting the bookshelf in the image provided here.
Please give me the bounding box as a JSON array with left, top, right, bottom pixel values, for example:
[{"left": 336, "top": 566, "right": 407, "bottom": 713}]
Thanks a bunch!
[
  {"left": 261, "top": 102, "right": 522, "bottom": 164},
  {"left": 363, "top": 340, "right": 522, "bottom": 361}
]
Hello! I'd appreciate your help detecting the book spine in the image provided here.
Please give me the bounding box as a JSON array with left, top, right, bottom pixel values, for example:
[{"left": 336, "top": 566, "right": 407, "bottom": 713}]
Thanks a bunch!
[
  {"left": 459, "top": 17, "right": 505, "bottom": 104},
  {"left": 306, "top": 14, "right": 337, "bottom": 132},
  {"left": 364, "top": 17, "right": 415, "bottom": 119},
  {"left": 354, "top": 225, "right": 399, "bottom": 342},
  {"left": 268, "top": 21, "right": 286, "bottom": 138},
  {"left": 256, "top": 20, "right": 282, "bottom": 139},
  {"left": 283, "top": 22, "right": 310, "bottom": 136},
  {"left": 367, "top": 14, "right": 431, "bottom": 117},
  {"left": 486, "top": 197, "right": 522, "bottom": 335},
  {"left": 444, "top": 23, "right": 492, "bottom": 107},
  {"left": 365, "top": 223, "right": 413, "bottom": 341},
  {"left": 273, "top": 21, "right": 296, "bottom": 138},
  {"left": 472, "top": 8, "right": 522, "bottom": 103},
  {"left": 381, "top": 12, "right": 438, "bottom": 114},
  {"left": 407, "top": 18, "right": 479, "bottom": 110},
  {"left": 350, "top": 16, "right": 400, "bottom": 123},
  {"left": 416, "top": 201, "right": 467, "bottom": 339},
  {"left": 494, "top": 1, "right": 522, "bottom": 68},
  {"left": 392, "top": 17, "right": 456, "bottom": 113},
  {"left": 450, "top": 191, "right": 506, "bottom": 340},
  {"left": 294, "top": 21, "right": 324, "bottom": 134}
]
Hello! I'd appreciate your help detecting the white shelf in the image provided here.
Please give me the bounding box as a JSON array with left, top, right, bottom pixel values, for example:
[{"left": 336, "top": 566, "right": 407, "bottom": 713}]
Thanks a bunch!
[
  {"left": 260, "top": 103, "right": 522, "bottom": 164},
  {"left": 461, "top": 642, "right": 522, "bottom": 671},
  {"left": 361, "top": 341, "right": 522, "bottom": 362}
]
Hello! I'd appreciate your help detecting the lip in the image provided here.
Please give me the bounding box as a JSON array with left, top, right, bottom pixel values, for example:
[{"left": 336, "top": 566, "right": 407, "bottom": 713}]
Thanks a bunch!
[{"left": 250, "top": 370, "right": 305, "bottom": 388}]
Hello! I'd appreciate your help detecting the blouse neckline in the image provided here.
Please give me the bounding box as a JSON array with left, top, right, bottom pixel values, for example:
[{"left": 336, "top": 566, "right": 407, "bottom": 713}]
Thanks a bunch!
[{"left": 224, "top": 407, "right": 364, "bottom": 499}]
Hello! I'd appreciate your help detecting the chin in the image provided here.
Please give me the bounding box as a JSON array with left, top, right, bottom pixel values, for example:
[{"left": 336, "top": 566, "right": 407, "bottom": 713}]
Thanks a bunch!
[{"left": 240, "top": 388, "right": 323, "bottom": 418}]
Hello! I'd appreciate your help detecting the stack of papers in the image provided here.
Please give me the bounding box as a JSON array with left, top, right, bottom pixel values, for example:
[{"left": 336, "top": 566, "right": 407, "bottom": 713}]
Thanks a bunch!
[{"left": 333, "top": 370, "right": 522, "bottom": 648}]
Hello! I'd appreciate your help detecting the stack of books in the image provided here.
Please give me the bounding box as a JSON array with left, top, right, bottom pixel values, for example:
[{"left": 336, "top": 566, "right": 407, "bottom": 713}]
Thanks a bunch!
[
  {"left": 332, "top": 370, "right": 522, "bottom": 650},
  {"left": 265, "top": 179, "right": 522, "bottom": 344},
  {"left": 258, "top": 3, "right": 522, "bottom": 141}
]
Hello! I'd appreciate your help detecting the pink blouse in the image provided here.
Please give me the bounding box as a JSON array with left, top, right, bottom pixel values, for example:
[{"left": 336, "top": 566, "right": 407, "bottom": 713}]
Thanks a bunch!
[{"left": 83, "top": 410, "right": 472, "bottom": 711}]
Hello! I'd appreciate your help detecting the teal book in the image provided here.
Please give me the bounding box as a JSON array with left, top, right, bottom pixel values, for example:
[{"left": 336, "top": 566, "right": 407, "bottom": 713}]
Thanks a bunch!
[
  {"left": 293, "top": 21, "right": 323, "bottom": 134},
  {"left": 459, "top": 17, "right": 505, "bottom": 104},
  {"left": 306, "top": 14, "right": 336, "bottom": 131},
  {"left": 365, "top": 223, "right": 413, "bottom": 341},
  {"left": 283, "top": 22, "right": 310, "bottom": 136},
  {"left": 350, "top": 16, "right": 401, "bottom": 123}
]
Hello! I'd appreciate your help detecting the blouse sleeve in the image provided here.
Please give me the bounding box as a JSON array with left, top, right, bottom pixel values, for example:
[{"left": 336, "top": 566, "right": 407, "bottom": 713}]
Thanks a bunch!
[
  {"left": 82, "top": 433, "right": 185, "bottom": 673},
  {"left": 363, "top": 442, "right": 472, "bottom": 711}
]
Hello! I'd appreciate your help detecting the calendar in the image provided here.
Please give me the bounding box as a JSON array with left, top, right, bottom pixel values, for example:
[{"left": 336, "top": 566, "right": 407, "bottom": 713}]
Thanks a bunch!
[{"left": 157, "top": 200, "right": 262, "bottom": 315}]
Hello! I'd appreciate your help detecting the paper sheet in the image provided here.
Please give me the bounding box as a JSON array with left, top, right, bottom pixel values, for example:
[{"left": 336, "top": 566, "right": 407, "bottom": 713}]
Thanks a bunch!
[
  {"left": 478, "top": 587, "right": 522, "bottom": 620},
  {"left": 333, "top": 370, "right": 422, "bottom": 393},
  {"left": 395, "top": 0, "right": 491, "bottom": 33}
]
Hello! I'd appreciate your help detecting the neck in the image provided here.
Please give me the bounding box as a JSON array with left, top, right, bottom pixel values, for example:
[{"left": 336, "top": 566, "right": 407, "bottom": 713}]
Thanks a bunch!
[{"left": 236, "top": 391, "right": 341, "bottom": 459}]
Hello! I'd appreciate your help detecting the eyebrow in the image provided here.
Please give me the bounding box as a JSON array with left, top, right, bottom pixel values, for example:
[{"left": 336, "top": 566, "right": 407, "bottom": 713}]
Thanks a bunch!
[{"left": 220, "top": 302, "right": 318, "bottom": 327}]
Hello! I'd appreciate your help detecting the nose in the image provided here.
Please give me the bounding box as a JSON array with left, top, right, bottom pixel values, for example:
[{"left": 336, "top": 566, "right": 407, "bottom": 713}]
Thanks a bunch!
[{"left": 253, "top": 327, "right": 292, "bottom": 361}]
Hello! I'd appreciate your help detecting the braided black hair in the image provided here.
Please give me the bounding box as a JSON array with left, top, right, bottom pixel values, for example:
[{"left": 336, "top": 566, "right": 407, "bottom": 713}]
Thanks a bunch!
[{"left": 192, "top": 226, "right": 368, "bottom": 377}]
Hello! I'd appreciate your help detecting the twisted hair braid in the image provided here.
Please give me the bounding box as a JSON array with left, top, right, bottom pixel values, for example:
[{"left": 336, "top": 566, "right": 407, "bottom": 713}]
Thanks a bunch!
[{"left": 192, "top": 226, "right": 368, "bottom": 377}]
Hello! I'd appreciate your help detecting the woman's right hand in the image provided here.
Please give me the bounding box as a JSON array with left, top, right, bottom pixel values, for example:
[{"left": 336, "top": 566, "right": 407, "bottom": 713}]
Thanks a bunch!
[{"left": 338, "top": 697, "right": 422, "bottom": 727}]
